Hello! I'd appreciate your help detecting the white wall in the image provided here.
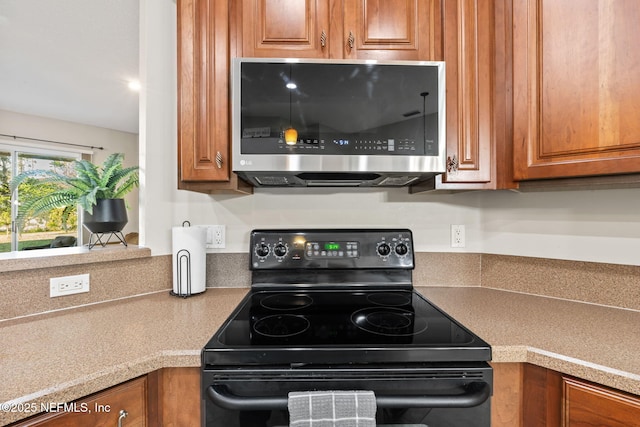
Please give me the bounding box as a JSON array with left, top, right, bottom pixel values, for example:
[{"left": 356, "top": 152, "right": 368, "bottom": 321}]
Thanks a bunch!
[
  {"left": 141, "top": 0, "right": 640, "bottom": 266},
  {"left": 479, "top": 188, "right": 640, "bottom": 266},
  {"left": 0, "top": 109, "right": 139, "bottom": 236},
  {"left": 169, "top": 188, "right": 484, "bottom": 253}
]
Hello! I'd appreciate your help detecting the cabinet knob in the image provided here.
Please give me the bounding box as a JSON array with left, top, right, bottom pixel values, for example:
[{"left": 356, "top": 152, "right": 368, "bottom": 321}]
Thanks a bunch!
[
  {"left": 117, "top": 409, "right": 128, "bottom": 427},
  {"left": 320, "top": 29, "right": 327, "bottom": 48},
  {"left": 347, "top": 31, "right": 355, "bottom": 50},
  {"left": 215, "top": 151, "right": 223, "bottom": 169}
]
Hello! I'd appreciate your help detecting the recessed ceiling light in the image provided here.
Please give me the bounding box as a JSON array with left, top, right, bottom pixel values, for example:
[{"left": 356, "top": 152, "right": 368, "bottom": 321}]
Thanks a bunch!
[{"left": 128, "top": 80, "right": 141, "bottom": 92}]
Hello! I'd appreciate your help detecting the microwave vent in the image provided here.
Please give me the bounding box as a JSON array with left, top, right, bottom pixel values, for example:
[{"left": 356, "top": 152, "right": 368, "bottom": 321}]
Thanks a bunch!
[
  {"left": 378, "top": 176, "right": 420, "bottom": 186},
  {"left": 254, "top": 176, "right": 291, "bottom": 186}
]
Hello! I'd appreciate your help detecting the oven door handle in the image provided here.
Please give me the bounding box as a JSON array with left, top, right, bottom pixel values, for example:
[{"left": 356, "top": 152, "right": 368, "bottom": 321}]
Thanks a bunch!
[
  {"left": 376, "top": 381, "right": 491, "bottom": 408},
  {"left": 207, "top": 381, "right": 491, "bottom": 411}
]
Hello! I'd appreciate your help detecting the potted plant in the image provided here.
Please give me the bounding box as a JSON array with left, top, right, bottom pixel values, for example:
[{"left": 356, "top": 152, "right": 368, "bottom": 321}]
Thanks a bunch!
[{"left": 10, "top": 153, "right": 139, "bottom": 235}]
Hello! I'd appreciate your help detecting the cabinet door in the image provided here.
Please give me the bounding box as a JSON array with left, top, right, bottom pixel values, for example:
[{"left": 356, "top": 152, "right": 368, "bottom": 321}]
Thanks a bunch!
[
  {"left": 178, "top": 0, "right": 230, "bottom": 182},
  {"left": 513, "top": 0, "right": 640, "bottom": 180},
  {"left": 13, "top": 377, "right": 147, "bottom": 427},
  {"left": 437, "top": 0, "right": 493, "bottom": 186},
  {"left": 342, "top": 0, "right": 437, "bottom": 60},
  {"left": 148, "top": 368, "right": 201, "bottom": 426},
  {"left": 178, "top": 0, "right": 253, "bottom": 193},
  {"left": 563, "top": 377, "right": 640, "bottom": 427},
  {"left": 412, "top": 0, "right": 516, "bottom": 192},
  {"left": 240, "top": 0, "right": 332, "bottom": 58}
]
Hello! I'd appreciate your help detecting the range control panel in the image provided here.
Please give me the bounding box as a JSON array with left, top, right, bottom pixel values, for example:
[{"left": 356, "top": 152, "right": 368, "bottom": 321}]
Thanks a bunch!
[{"left": 250, "top": 229, "right": 414, "bottom": 270}]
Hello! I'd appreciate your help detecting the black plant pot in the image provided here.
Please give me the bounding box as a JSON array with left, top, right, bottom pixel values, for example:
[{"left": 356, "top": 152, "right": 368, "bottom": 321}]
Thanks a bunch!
[{"left": 83, "top": 199, "right": 128, "bottom": 233}]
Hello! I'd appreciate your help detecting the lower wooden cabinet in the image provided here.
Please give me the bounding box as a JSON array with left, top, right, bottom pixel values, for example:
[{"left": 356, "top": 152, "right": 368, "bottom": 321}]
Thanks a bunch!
[
  {"left": 492, "top": 363, "right": 640, "bottom": 427},
  {"left": 9, "top": 368, "right": 201, "bottom": 427},
  {"left": 522, "top": 363, "right": 640, "bottom": 427},
  {"left": 563, "top": 376, "right": 640, "bottom": 427},
  {"left": 11, "top": 376, "right": 148, "bottom": 426},
  {"left": 491, "top": 363, "right": 525, "bottom": 427},
  {"left": 148, "top": 367, "right": 201, "bottom": 427}
]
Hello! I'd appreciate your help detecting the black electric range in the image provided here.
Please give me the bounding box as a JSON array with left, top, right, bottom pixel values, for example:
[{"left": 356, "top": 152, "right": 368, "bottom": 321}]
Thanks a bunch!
[{"left": 201, "top": 229, "right": 492, "bottom": 427}]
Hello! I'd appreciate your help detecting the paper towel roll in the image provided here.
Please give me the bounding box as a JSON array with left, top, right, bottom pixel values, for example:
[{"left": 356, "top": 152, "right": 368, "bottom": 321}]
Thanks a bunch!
[{"left": 172, "top": 225, "right": 207, "bottom": 296}]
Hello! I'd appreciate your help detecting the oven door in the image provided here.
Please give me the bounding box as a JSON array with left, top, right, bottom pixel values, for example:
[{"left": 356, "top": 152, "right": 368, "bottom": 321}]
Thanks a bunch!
[{"left": 202, "top": 364, "right": 492, "bottom": 427}]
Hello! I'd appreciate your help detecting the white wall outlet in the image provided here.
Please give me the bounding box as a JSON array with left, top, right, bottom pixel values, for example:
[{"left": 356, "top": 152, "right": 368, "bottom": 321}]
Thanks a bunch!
[
  {"left": 50, "top": 274, "right": 90, "bottom": 298},
  {"left": 205, "top": 225, "right": 226, "bottom": 249},
  {"left": 451, "top": 224, "right": 466, "bottom": 248}
]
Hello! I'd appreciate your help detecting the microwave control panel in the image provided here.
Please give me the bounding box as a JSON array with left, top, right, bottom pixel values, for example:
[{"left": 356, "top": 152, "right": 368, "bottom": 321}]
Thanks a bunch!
[{"left": 240, "top": 134, "right": 438, "bottom": 156}]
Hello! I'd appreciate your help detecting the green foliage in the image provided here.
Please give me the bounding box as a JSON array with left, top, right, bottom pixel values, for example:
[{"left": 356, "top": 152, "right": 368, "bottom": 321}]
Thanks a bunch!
[
  {"left": 10, "top": 153, "right": 139, "bottom": 227},
  {"left": 0, "top": 154, "right": 11, "bottom": 230}
]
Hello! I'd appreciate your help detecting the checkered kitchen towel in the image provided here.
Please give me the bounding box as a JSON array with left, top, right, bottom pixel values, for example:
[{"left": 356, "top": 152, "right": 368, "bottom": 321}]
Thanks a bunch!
[{"left": 288, "top": 390, "right": 377, "bottom": 427}]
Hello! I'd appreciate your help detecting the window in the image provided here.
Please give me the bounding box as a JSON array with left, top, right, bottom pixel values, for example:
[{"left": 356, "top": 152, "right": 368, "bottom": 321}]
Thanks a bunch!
[{"left": 0, "top": 143, "right": 83, "bottom": 252}]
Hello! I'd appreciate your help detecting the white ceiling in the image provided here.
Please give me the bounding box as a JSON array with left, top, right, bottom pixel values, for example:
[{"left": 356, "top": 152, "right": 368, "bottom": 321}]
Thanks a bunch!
[{"left": 0, "top": 0, "right": 139, "bottom": 134}]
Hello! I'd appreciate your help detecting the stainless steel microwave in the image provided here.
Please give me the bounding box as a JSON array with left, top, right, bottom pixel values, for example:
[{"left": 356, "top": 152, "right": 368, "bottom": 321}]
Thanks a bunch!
[{"left": 231, "top": 58, "right": 446, "bottom": 187}]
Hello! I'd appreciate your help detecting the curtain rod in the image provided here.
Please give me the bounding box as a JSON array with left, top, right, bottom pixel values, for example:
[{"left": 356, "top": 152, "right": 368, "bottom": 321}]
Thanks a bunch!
[{"left": 0, "top": 133, "right": 105, "bottom": 150}]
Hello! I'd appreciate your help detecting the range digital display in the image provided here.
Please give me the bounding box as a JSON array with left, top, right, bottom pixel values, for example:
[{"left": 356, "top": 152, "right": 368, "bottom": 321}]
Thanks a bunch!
[{"left": 305, "top": 241, "right": 359, "bottom": 258}]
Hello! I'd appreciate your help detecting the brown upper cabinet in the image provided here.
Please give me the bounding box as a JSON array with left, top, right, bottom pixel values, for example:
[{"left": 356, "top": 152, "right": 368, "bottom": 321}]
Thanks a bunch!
[
  {"left": 512, "top": 0, "right": 640, "bottom": 181},
  {"left": 238, "top": 0, "right": 332, "bottom": 58},
  {"left": 177, "top": 0, "right": 252, "bottom": 194},
  {"left": 238, "top": 0, "right": 438, "bottom": 60},
  {"left": 419, "top": 0, "right": 516, "bottom": 191}
]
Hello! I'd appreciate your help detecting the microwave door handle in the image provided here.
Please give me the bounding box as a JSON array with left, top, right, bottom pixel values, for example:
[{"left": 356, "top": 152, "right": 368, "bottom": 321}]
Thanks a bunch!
[{"left": 207, "top": 382, "right": 490, "bottom": 411}]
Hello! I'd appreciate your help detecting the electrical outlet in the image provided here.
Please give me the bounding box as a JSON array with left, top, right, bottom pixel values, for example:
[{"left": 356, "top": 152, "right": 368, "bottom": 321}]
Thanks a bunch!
[
  {"left": 451, "top": 225, "right": 466, "bottom": 248},
  {"left": 205, "top": 225, "right": 226, "bottom": 249},
  {"left": 50, "top": 274, "right": 90, "bottom": 298}
]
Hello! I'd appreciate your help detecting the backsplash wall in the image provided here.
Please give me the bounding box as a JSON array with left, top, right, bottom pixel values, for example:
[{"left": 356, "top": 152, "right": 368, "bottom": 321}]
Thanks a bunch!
[
  {"left": 481, "top": 254, "right": 640, "bottom": 311},
  {"left": 0, "top": 255, "right": 171, "bottom": 321},
  {"left": 0, "top": 252, "right": 482, "bottom": 321},
  {"left": 4, "top": 250, "right": 638, "bottom": 322}
]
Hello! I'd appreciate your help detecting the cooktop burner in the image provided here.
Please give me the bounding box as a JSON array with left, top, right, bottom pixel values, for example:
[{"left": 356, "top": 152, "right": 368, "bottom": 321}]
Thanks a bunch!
[
  {"left": 260, "top": 294, "right": 314, "bottom": 311},
  {"left": 351, "top": 306, "right": 428, "bottom": 336},
  {"left": 366, "top": 291, "right": 412, "bottom": 306},
  {"left": 253, "top": 314, "right": 311, "bottom": 337}
]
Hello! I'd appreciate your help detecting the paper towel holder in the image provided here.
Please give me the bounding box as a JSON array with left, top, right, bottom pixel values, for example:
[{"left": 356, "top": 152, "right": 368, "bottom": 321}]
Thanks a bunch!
[
  {"left": 171, "top": 221, "right": 205, "bottom": 298},
  {"left": 171, "top": 248, "right": 193, "bottom": 297}
]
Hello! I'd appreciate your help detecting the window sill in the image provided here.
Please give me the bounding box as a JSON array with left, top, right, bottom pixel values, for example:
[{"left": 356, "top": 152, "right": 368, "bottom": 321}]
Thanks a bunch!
[{"left": 0, "top": 245, "right": 152, "bottom": 272}]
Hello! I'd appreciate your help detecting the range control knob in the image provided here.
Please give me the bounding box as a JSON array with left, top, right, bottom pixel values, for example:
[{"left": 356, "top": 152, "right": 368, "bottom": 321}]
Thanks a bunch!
[
  {"left": 255, "top": 243, "right": 270, "bottom": 258},
  {"left": 273, "top": 243, "right": 288, "bottom": 257},
  {"left": 377, "top": 243, "right": 391, "bottom": 257},
  {"left": 395, "top": 243, "right": 409, "bottom": 256}
]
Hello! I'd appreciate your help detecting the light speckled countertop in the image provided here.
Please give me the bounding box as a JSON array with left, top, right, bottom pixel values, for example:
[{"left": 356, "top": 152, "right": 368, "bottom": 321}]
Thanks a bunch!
[
  {"left": 1, "top": 286, "right": 639, "bottom": 425},
  {"left": 420, "top": 287, "right": 640, "bottom": 393}
]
